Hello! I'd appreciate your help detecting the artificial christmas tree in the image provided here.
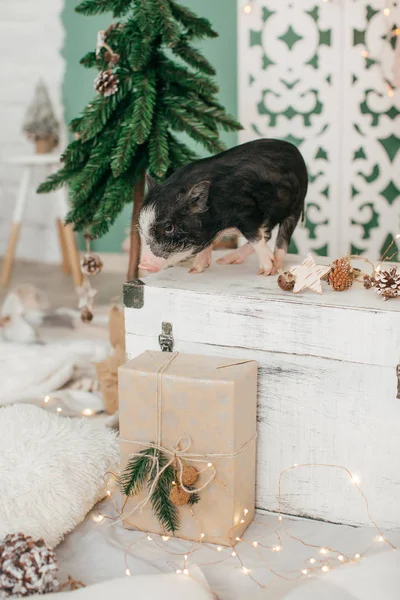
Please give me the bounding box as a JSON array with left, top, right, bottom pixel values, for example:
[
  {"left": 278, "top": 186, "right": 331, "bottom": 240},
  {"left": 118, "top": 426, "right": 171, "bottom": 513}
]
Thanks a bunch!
[
  {"left": 37, "top": 0, "right": 241, "bottom": 280},
  {"left": 23, "top": 80, "right": 59, "bottom": 154}
]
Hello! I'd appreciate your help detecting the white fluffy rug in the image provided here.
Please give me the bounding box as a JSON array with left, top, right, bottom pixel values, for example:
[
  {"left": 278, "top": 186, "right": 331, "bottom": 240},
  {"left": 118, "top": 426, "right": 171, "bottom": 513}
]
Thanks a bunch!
[{"left": 0, "top": 404, "right": 119, "bottom": 548}]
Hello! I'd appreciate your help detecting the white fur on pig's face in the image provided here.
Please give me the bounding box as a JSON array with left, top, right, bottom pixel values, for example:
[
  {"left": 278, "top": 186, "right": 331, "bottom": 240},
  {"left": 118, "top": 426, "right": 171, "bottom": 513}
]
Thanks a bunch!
[
  {"left": 138, "top": 205, "right": 156, "bottom": 245},
  {"left": 138, "top": 204, "right": 196, "bottom": 263}
]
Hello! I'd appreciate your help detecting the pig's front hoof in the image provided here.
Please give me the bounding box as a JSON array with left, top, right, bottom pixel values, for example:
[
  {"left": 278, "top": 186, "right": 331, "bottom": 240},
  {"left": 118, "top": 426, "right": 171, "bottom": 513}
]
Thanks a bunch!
[
  {"left": 189, "top": 264, "right": 210, "bottom": 274},
  {"left": 258, "top": 264, "right": 274, "bottom": 276}
]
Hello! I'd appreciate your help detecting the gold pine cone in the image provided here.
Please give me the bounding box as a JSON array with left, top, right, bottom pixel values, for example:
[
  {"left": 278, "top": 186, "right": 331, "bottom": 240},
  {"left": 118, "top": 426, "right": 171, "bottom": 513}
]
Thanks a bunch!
[
  {"left": 169, "top": 485, "right": 190, "bottom": 506},
  {"left": 327, "top": 258, "right": 354, "bottom": 291},
  {"left": 181, "top": 465, "right": 199, "bottom": 487}
]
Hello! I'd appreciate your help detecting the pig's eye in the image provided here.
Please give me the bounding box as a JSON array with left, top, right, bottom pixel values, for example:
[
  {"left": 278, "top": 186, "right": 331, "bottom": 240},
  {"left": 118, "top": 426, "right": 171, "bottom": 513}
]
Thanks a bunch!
[{"left": 164, "top": 223, "right": 175, "bottom": 235}]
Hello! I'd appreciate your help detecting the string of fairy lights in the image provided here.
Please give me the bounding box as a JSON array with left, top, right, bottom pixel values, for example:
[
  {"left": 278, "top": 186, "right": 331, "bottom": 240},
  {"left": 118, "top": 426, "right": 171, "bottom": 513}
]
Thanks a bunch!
[
  {"left": 91, "top": 462, "right": 397, "bottom": 591},
  {"left": 242, "top": 0, "right": 400, "bottom": 97}
]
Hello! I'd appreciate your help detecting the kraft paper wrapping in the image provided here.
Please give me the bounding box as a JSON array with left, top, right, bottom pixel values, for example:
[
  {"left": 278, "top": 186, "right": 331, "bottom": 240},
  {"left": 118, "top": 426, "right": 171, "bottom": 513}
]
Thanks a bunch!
[
  {"left": 118, "top": 351, "right": 257, "bottom": 546},
  {"left": 96, "top": 305, "right": 125, "bottom": 414}
]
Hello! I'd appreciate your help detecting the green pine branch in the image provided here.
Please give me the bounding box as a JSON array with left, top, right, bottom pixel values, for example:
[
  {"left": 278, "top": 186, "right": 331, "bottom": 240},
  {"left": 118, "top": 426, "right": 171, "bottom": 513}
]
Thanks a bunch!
[
  {"left": 149, "top": 451, "right": 180, "bottom": 534},
  {"left": 167, "top": 132, "right": 198, "bottom": 169},
  {"left": 168, "top": 0, "right": 217, "bottom": 39},
  {"left": 76, "top": 0, "right": 132, "bottom": 17},
  {"left": 149, "top": 111, "right": 170, "bottom": 178},
  {"left": 119, "top": 448, "right": 157, "bottom": 497},
  {"left": 70, "top": 76, "right": 131, "bottom": 142},
  {"left": 187, "top": 486, "right": 200, "bottom": 506},
  {"left": 159, "top": 55, "right": 219, "bottom": 96},
  {"left": 164, "top": 104, "right": 224, "bottom": 154},
  {"left": 172, "top": 36, "right": 216, "bottom": 75},
  {"left": 154, "top": 0, "right": 181, "bottom": 47}
]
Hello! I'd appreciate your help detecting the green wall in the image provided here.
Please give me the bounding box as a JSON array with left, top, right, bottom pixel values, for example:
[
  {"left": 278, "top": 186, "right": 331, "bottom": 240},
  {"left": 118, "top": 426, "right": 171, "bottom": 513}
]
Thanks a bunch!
[{"left": 62, "top": 1, "right": 238, "bottom": 253}]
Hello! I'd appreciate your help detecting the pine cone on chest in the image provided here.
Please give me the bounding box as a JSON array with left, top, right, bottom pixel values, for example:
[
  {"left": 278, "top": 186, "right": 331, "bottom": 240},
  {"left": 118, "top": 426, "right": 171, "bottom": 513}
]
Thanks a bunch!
[
  {"left": 327, "top": 257, "right": 354, "bottom": 291},
  {"left": 374, "top": 267, "right": 400, "bottom": 301}
]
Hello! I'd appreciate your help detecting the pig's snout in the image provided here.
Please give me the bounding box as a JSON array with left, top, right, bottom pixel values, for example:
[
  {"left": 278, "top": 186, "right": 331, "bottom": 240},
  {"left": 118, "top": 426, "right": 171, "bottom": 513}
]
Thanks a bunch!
[{"left": 139, "top": 246, "right": 167, "bottom": 273}]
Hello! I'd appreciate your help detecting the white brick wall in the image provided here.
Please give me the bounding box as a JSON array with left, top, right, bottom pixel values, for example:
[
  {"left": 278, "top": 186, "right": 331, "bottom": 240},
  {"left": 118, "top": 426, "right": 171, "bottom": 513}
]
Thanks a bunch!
[{"left": 0, "top": 0, "right": 65, "bottom": 263}]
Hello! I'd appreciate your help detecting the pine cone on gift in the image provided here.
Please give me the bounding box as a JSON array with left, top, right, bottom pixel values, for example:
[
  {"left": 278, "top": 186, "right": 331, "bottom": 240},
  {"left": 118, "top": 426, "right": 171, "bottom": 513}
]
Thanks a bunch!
[
  {"left": 374, "top": 267, "right": 400, "bottom": 301},
  {"left": 80, "top": 253, "right": 103, "bottom": 276},
  {"left": 94, "top": 70, "right": 119, "bottom": 97},
  {"left": 327, "top": 257, "right": 354, "bottom": 291},
  {"left": 0, "top": 533, "right": 59, "bottom": 598}
]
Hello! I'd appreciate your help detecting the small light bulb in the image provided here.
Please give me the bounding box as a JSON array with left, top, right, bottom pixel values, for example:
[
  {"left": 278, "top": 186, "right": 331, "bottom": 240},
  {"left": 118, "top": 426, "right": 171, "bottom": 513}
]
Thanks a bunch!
[
  {"left": 240, "top": 519, "right": 245, "bottom": 524},
  {"left": 320, "top": 548, "right": 328, "bottom": 555},
  {"left": 273, "top": 545, "right": 281, "bottom": 552},
  {"left": 147, "top": 536, "right": 152, "bottom": 541},
  {"left": 184, "top": 554, "right": 188, "bottom": 560},
  {"left": 302, "top": 569, "right": 308, "bottom": 575},
  {"left": 176, "top": 569, "right": 182, "bottom": 575},
  {"left": 252, "top": 541, "right": 258, "bottom": 548},
  {"left": 106, "top": 490, "right": 111, "bottom": 496},
  {"left": 351, "top": 474, "right": 360, "bottom": 485},
  {"left": 207, "top": 462, "right": 213, "bottom": 468},
  {"left": 243, "top": 3, "right": 252, "bottom": 14},
  {"left": 309, "top": 558, "right": 316, "bottom": 564},
  {"left": 201, "top": 533, "right": 205, "bottom": 538},
  {"left": 377, "top": 536, "right": 384, "bottom": 542},
  {"left": 162, "top": 536, "right": 170, "bottom": 542},
  {"left": 126, "top": 568, "right": 131, "bottom": 576},
  {"left": 236, "top": 537, "right": 241, "bottom": 541},
  {"left": 361, "top": 50, "right": 369, "bottom": 58},
  {"left": 56, "top": 407, "right": 62, "bottom": 413},
  {"left": 355, "top": 553, "right": 360, "bottom": 559},
  {"left": 278, "top": 516, "right": 282, "bottom": 522},
  {"left": 231, "top": 551, "right": 236, "bottom": 556},
  {"left": 338, "top": 555, "right": 344, "bottom": 562},
  {"left": 172, "top": 481, "right": 176, "bottom": 486},
  {"left": 244, "top": 508, "right": 249, "bottom": 515},
  {"left": 82, "top": 408, "right": 94, "bottom": 416},
  {"left": 93, "top": 514, "right": 104, "bottom": 523},
  {"left": 293, "top": 463, "right": 298, "bottom": 467},
  {"left": 217, "top": 546, "right": 222, "bottom": 552},
  {"left": 388, "top": 86, "right": 395, "bottom": 98},
  {"left": 242, "top": 566, "right": 250, "bottom": 574},
  {"left": 44, "top": 396, "right": 50, "bottom": 403},
  {"left": 396, "top": 233, "right": 400, "bottom": 239},
  {"left": 394, "top": 28, "right": 400, "bottom": 36},
  {"left": 384, "top": 7, "right": 390, "bottom": 16},
  {"left": 183, "top": 569, "right": 189, "bottom": 575},
  {"left": 321, "top": 565, "right": 330, "bottom": 573}
]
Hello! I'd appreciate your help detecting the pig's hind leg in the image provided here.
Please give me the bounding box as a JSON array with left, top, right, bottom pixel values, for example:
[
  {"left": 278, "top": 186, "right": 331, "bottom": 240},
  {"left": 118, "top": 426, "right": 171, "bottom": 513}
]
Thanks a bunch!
[
  {"left": 189, "top": 245, "right": 212, "bottom": 274},
  {"left": 216, "top": 242, "right": 254, "bottom": 265},
  {"left": 274, "top": 213, "right": 300, "bottom": 271}
]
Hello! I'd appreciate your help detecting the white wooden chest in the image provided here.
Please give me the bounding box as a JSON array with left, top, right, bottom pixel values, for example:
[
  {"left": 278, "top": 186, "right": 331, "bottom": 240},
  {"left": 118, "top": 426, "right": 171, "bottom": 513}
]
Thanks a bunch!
[{"left": 123, "top": 255, "right": 400, "bottom": 529}]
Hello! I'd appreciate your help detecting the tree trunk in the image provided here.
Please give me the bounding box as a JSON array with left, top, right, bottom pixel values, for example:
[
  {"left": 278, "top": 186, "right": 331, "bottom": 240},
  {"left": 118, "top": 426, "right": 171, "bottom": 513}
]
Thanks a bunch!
[{"left": 127, "top": 173, "right": 145, "bottom": 281}]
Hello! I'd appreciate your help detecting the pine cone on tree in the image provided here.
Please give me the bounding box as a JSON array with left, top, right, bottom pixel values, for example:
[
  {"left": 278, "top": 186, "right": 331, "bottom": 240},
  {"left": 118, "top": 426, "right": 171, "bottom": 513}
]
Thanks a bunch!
[
  {"left": 0, "top": 533, "right": 59, "bottom": 598},
  {"left": 94, "top": 70, "right": 119, "bottom": 97},
  {"left": 327, "top": 257, "right": 354, "bottom": 291},
  {"left": 374, "top": 267, "right": 400, "bottom": 301},
  {"left": 80, "top": 253, "right": 103, "bottom": 276}
]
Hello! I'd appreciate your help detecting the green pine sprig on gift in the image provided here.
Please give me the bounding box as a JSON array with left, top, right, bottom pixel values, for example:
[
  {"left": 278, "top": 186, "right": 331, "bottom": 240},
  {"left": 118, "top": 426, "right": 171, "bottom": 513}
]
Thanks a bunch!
[
  {"left": 37, "top": 0, "right": 242, "bottom": 280},
  {"left": 120, "top": 447, "right": 180, "bottom": 534}
]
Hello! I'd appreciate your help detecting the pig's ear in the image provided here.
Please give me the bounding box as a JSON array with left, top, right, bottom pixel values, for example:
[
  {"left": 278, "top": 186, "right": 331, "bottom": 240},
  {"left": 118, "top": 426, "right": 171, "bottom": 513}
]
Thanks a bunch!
[
  {"left": 146, "top": 174, "right": 158, "bottom": 192},
  {"left": 187, "top": 181, "right": 210, "bottom": 213}
]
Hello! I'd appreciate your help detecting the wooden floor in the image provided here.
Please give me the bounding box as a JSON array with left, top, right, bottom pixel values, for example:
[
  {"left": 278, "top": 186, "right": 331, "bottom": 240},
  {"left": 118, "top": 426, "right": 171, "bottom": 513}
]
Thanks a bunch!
[{"left": 0, "top": 254, "right": 128, "bottom": 309}]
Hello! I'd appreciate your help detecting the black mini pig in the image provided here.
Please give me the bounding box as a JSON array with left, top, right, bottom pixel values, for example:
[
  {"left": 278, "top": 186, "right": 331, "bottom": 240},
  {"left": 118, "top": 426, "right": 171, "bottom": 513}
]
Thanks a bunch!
[{"left": 138, "top": 139, "right": 308, "bottom": 275}]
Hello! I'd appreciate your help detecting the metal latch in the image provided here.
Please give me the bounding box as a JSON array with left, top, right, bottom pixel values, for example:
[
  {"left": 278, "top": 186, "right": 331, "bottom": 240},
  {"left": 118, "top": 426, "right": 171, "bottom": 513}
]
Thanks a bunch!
[
  {"left": 397, "top": 365, "right": 400, "bottom": 400},
  {"left": 159, "top": 322, "right": 174, "bottom": 352}
]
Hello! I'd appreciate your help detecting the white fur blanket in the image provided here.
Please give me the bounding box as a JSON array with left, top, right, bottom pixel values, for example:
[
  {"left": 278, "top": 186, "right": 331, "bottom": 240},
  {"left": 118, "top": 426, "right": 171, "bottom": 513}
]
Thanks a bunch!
[{"left": 0, "top": 339, "right": 110, "bottom": 410}]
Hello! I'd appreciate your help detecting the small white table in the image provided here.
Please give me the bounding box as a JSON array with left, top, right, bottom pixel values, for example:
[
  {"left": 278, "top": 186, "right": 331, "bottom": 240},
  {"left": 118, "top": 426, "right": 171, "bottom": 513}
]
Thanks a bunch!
[{"left": 1, "top": 154, "right": 82, "bottom": 287}]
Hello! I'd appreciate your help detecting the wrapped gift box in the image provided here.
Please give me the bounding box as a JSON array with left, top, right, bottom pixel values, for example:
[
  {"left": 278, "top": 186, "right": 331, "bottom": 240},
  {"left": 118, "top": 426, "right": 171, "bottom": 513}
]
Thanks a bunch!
[{"left": 119, "top": 351, "right": 257, "bottom": 545}]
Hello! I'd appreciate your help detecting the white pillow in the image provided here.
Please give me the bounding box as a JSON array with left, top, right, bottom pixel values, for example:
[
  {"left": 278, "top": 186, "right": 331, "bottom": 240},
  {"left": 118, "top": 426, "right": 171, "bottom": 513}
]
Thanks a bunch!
[
  {"left": 31, "top": 572, "right": 213, "bottom": 600},
  {"left": 0, "top": 404, "right": 119, "bottom": 548}
]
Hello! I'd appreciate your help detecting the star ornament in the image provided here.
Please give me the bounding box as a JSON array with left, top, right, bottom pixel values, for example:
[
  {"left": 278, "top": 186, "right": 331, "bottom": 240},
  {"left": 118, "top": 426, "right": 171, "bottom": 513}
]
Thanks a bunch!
[{"left": 290, "top": 254, "right": 331, "bottom": 295}]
